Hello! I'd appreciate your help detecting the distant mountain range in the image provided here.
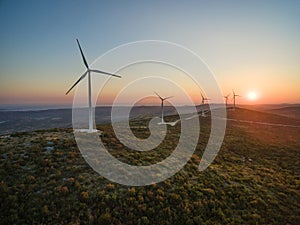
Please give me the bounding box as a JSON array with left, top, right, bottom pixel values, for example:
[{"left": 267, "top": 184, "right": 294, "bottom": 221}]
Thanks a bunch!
[
  {"left": 0, "top": 106, "right": 178, "bottom": 135},
  {"left": 0, "top": 104, "right": 299, "bottom": 135}
]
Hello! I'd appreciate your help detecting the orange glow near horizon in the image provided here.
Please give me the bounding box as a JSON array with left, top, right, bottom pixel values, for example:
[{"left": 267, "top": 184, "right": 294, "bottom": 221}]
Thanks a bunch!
[
  {"left": 1, "top": 65, "right": 300, "bottom": 106},
  {"left": 1, "top": 80, "right": 300, "bottom": 106}
]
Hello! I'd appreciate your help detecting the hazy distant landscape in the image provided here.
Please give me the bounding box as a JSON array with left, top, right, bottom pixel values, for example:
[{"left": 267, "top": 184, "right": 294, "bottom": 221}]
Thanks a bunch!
[
  {"left": 0, "top": 105, "right": 188, "bottom": 135},
  {"left": 1, "top": 104, "right": 299, "bottom": 135}
]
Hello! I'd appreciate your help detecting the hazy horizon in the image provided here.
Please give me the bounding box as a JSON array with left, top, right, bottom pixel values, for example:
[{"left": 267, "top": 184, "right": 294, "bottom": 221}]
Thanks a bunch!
[{"left": 1, "top": 102, "right": 300, "bottom": 113}]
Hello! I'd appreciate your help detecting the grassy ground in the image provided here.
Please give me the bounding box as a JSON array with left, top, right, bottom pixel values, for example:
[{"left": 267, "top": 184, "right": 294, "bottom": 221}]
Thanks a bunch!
[{"left": 0, "top": 108, "right": 299, "bottom": 224}]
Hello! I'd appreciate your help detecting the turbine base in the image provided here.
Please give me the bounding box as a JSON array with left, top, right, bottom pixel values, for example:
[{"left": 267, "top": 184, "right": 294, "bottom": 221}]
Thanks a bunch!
[{"left": 74, "top": 129, "right": 102, "bottom": 134}]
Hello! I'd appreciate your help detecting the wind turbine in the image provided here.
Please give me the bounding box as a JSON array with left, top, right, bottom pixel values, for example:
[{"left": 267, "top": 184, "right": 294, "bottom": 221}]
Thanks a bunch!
[
  {"left": 223, "top": 93, "right": 230, "bottom": 108},
  {"left": 201, "top": 93, "right": 210, "bottom": 117},
  {"left": 154, "top": 92, "right": 173, "bottom": 124},
  {"left": 232, "top": 90, "right": 241, "bottom": 110},
  {"left": 66, "top": 39, "right": 121, "bottom": 133}
]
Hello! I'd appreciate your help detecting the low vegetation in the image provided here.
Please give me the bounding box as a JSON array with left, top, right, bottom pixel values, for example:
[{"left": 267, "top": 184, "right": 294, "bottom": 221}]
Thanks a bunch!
[{"left": 0, "top": 108, "right": 299, "bottom": 224}]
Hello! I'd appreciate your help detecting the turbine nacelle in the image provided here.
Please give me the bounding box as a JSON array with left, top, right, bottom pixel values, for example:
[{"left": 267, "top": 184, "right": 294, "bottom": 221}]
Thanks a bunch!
[
  {"left": 224, "top": 94, "right": 230, "bottom": 99},
  {"left": 201, "top": 93, "right": 210, "bottom": 103},
  {"left": 65, "top": 40, "right": 121, "bottom": 95},
  {"left": 154, "top": 91, "right": 173, "bottom": 102},
  {"left": 232, "top": 90, "right": 241, "bottom": 98}
]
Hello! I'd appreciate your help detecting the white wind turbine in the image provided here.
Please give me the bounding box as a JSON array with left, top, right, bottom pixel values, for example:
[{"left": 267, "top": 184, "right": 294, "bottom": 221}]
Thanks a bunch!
[
  {"left": 201, "top": 93, "right": 210, "bottom": 117},
  {"left": 66, "top": 39, "right": 121, "bottom": 133},
  {"left": 154, "top": 92, "right": 173, "bottom": 124},
  {"left": 232, "top": 90, "right": 241, "bottom": 110},
  {"left": 223, "top": 93, "right": 230, "bottom": 108}
]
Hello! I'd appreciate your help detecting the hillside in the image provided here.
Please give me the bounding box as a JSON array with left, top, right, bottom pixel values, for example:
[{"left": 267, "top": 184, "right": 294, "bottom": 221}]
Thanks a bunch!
[
  {"left": 239, "top": 104, "right": 300, "bottom": 119},
  {"left": 268, "top": 106, "right": 300, "bottom": 119},
  {"left": 226, "top": 107, "right": 300, "bottom": 147},
  {"left": 0, "top": 108, "right": 299, "bottom": 224}
]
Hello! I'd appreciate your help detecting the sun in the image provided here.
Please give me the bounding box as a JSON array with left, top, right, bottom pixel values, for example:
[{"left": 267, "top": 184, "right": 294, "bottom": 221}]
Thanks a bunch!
[{"left": 247, "top": 91, "right": 258, "bottom": 101}]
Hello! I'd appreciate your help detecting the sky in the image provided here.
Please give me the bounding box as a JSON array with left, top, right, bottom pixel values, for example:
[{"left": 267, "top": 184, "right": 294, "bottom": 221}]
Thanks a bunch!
[{"left": 0, "top": 0, "right": 299, "bottom": 107}]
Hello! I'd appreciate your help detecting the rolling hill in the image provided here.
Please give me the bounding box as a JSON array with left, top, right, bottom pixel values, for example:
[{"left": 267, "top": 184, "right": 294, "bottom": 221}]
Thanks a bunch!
[
  {"left": 268, "top": 105, "right": 300, "bottom": 119},
  {"left": 240, "top": 104, "right": 300, "bottom": 119}
]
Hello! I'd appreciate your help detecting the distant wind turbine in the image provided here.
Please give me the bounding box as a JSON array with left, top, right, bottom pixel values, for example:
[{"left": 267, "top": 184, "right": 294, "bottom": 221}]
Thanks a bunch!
[
  {"left": 66, "top": 39, "right": 121, "bottom": 133},
  {"left": 201, "top": 93, "right": 210, "bottom": 117},
  {"left": 223, "top": 94, "right": 230, "bottom": 108},
  {"left": 232, "top": 90, "right": 241, "bottom": 110},
  {"left": 154, "top": 92, "right": 173, "bottom": 124}
]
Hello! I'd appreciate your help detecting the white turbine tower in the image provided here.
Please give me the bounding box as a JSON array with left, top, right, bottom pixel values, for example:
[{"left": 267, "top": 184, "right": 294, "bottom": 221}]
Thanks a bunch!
[
  {"left": 232, "top": 90, "right": 241, "bottom": 110},
  {"left": 201, "top": 93, "right": 210, "bottom": 117},
  {"left": 223, "top": 93, "right": 230, "bottom": 108},
  {"left": 154, "top": 92, "right": 173, "bottom": 124},
  {"left": 66, "top": 39, "right": 121, "bottom": 133}
]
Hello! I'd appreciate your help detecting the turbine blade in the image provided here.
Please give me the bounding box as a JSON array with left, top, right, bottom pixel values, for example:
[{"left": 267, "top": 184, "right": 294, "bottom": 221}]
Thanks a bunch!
[
  {"left": 65, "top": 71, "right": 88, "bottom": 95},
  {"left": 154, "top": 91, "right": 163, "bottom": 100},
  {"left": 164, "top": 96, "right": 174, "bottom": 100},
  {"left": 76, "top": 39, "right": 89, "bottom": 69},
  {"left": 90, "top": 69, "right": 121, "bottom": 78}
]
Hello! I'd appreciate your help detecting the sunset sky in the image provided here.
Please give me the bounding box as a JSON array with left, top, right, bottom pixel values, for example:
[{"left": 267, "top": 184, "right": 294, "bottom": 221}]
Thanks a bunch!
[{"left": 0, "top": 0, "right": 299, "bottom": 107}]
